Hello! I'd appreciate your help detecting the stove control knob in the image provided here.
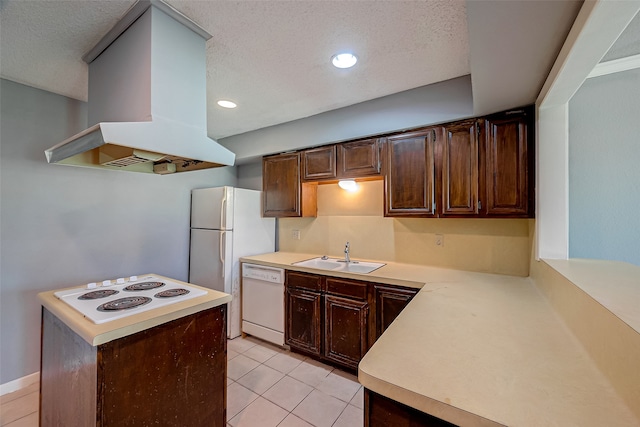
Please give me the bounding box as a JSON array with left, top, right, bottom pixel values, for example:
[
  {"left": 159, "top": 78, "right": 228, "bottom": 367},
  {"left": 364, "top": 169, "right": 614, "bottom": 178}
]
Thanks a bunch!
[
  {"left": 87, "top": 282, "right": 98, "bottom": 289},
  {"left": 129, "top": 275, "right": 138, "bottom": 281},
  {"left": 102, "top": 280, "right": 112, "bottom": 287},
  {"left": 116, "top": 278, "right": 125, "bottom": 284}
]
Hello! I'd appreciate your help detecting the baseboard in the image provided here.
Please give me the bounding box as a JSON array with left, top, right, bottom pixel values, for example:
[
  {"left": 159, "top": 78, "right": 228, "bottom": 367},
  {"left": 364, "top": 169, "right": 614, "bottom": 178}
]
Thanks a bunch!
[{"left": 0, "top": 372, "right": 39, "bottom": 396}]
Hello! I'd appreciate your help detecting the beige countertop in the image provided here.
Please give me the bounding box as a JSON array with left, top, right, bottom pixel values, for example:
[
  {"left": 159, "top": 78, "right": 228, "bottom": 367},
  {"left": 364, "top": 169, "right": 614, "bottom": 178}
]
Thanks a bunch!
[
  {"left": 38, "top": 273, "right": 231, "bottom": 346},
  {"left": 543, "top": 258, "right": 640, "bottom": 333},
  {"left": 241, "top": 252, "right": 639, "bottom": 427}
]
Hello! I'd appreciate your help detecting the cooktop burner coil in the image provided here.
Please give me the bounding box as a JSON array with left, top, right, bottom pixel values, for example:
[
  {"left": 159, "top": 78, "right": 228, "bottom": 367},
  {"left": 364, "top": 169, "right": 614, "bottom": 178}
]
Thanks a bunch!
[
  {"left": 155, "top": 288, "right": 190, "bottom": 298},
  {"left": 78, "top": 289, "right": 119, "bottom": 300},
  {"left": 123, "top": 281, "right": 165, "bottom": 291},
  {"left": 97, "top": 296, "right": 152, "bottom": 311}
]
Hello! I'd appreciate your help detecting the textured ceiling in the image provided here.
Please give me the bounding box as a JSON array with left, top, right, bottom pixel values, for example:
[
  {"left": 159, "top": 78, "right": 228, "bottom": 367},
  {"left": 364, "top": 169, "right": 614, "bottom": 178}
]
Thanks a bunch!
[
  {"left": 0, "top": 0, "right": 469, "bottom": 139},
  {"left": 5, "top": 1, "right": 622, "bottom": 142}
]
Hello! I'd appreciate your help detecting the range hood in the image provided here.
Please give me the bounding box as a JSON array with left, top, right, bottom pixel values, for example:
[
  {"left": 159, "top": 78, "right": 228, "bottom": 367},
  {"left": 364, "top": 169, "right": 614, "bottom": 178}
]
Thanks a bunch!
[{"left": 45, "top": 0, "right": 235, "bottom": 174}]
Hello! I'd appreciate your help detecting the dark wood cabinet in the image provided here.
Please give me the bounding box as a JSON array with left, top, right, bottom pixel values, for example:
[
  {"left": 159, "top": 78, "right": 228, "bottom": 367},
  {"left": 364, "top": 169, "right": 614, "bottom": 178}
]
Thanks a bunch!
[
  {"left": 324, "top": 295, "right": 368, "bottom": 369},
  {"left": 262, "top": 106, "right": 534, "bottom": 219},
  {"left": 440, "top": 120, "right": 479, "bottom": 216},
  {"left": 286, "top": 288, "right": 322, "bottom": 355},
  {"left": 384, "top": 128, "right": 437, "bottom": 217},
  {"left": 372, "top": 284, "right": 418, "bottom": 342},
  {"left": 285, "top": 270, "right": 417, "bottom": 371},
  {"left": 263, "top": 153, "right": 317, "bottom": 217},
  {"left": 40, "top": 306, "right": 227, "bottom": 427},
  {"left": 481, "top": 108, "right": 534, "bottom": 217},
  {"left": 365, "top": 389, "right": 458, "bottom": 427},
  {"left": 285, "top": 271, "right": 323, "bottom": 356},
  {"left": 338, "top": 138, "right": 382, "bottom": 178},
  {"left": 323, "top": 276, "right": 369, "bottom": 369},
  {"left": 302, "top": 145, "right": 337, "bottom": 181}
]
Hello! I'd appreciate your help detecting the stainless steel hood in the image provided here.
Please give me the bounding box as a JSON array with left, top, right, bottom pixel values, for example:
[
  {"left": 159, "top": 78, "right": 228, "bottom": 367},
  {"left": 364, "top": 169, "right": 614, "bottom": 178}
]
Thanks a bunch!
[{"left": 44, "top": 0, "right": 235, "bottom": 174}]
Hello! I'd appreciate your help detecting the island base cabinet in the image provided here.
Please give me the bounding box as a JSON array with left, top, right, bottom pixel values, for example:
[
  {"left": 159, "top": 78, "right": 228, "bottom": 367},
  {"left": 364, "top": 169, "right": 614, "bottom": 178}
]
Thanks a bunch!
[
  {"left": 40, "top": 306, "right": 227, "bottom": 427},
  {"left": 365, "top": 389, "right": 458, "bottom": 427}
]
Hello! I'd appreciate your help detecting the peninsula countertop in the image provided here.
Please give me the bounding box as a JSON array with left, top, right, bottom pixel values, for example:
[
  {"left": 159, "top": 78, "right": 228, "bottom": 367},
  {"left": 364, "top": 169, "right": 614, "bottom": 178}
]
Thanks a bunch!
[
  {"left": 240, "top": 252, "right": 639, "bottom": 426},
  {"left": 38, "top": 273, "right": 231, "bottom": 346}
]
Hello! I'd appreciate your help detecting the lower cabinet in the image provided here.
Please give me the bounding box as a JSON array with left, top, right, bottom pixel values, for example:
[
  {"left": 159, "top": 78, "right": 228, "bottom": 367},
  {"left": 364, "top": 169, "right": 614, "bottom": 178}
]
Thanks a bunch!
[
  {"left": 324, "top": 295, "right": 369, "bottom": 369},
  {"left": 365, "top": 389, "right": 458, "bottom": 427},
  {"left": 285, "top": 270, "right": 417, "bottom": 371},
  {"left": 286, "top": 287, "right": 322, "bottom": 356},
  {"left": 373, "top": 284, "right": 418, "bottom": 340},
  {"left": 41, "top": 306, "right": 227, "bottom": 427}
]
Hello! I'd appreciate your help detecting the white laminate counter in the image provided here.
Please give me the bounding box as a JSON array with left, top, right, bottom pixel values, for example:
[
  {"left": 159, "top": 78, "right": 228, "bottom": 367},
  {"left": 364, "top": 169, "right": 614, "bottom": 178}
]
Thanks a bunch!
[
  {"left": 241, "top": 252, "right": 639, "bottom": 427},
  {"left": 38, "top": 274, "right": 231, "bottom": 346}
]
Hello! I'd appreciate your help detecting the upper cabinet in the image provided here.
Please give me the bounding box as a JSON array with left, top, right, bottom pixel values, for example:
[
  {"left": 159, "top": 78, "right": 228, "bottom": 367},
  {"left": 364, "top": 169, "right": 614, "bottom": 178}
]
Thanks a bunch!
[
  {"left": 384, "top": 129, "right": 437, "bottom": 217},
  {"left": 338, "top": 138, "right": 382, "bottom": 178},
  {"left": 301, "top": 138, "right": 383, "bottom": 182},
  {"left": 262, "top": 106, "right": 534, "bottom": 218},
  {"left": 481, "top": 108, "right": 534, "bottom": 217},
  {"left": 440, "top": 120, "right": 479, "bottom": 217},
  {"left": 302, "top": 145, "right": 337, "bottom": 181},
  {"left": 263, "top": 153, "right": 317, "bottom": 217}
]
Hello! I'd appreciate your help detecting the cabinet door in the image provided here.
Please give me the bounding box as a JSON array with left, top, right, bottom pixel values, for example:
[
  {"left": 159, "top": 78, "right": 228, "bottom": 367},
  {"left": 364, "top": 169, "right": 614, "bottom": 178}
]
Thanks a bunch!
[
  {"left": 338, "top": 138, "right": 381, "bottom": 178},
  {"left": 440, "top": 120, "right": 479, "bottom": 216},
  {"left": 302, "top": 146, "right": 337, "bottom": 181},
  {"left": 324, "top": 295, "right": 368, "bottom": 369},
  {"left": 384, "top": 129, "right": 437, "bottom": 217},
  {"left": 286, "top": 288, "right": 322, "bottom": 355},
  {"left": 263, "top": 153, "right": 317, "bottom": 217},
  {"left": 373, "top": 284, "right": 418, "bottom": 342},
  {"left": 483, "top": 109, "right": 533, "bottom": 217}
]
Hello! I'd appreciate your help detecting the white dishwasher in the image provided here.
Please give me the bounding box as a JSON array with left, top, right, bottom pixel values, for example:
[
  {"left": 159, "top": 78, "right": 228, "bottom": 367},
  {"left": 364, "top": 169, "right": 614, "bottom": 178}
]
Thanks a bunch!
[{"left": 241, "top": 263, "right": 285, "bottom": 346}]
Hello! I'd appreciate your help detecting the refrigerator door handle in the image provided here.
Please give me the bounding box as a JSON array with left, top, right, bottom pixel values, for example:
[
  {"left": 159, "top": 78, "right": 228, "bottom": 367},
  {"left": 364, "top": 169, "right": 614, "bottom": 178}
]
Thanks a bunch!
[
  {"left": 219, "top": 231, "right": 226, "bottom": 278},
  {"left": 220, "top": 191, "right": 227, "bottom": 230}
]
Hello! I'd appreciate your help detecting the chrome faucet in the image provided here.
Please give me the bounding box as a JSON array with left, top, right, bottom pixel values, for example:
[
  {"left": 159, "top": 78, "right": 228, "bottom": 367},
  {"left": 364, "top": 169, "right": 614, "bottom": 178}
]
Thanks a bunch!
[{"left": 344, "top": 241, "right": 351, "bottom": 263}]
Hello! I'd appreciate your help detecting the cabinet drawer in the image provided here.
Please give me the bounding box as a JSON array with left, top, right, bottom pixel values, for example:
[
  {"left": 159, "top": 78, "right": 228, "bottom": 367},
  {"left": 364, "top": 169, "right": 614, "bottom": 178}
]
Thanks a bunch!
[
  {"left": 286, "top": 270, "right": 323, "bottom": 292},
  {"left": 326, "top": 277, "right": 368, "bottom": 301}
]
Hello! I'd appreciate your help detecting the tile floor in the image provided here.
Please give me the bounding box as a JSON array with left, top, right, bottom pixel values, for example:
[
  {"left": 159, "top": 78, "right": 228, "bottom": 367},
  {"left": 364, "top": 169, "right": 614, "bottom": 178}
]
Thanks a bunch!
[
  {"left": 0, "top": 336, "right": 363, "bottom": 427},
  {"left": 226, "top": 336, "right": 363, "bottom": 427}
]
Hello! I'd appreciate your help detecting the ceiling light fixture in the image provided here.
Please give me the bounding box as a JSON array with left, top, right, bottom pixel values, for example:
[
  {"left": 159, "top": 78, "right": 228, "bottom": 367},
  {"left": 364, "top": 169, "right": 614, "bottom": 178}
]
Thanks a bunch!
[
  {"left": 331, "top": 53, "right": 358, "bottom": 69},
  {"left": 217, "top": 100, "right": 237, "bottom": 109},
  {"left": 338, "top": 179, "right": 359, "bottom": 192}
]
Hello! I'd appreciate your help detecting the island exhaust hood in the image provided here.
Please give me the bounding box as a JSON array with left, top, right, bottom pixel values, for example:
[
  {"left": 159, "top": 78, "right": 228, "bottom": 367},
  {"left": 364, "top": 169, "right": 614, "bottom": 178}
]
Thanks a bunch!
[{"left": 45, "top": 0, "right": 235, "bottom": 174}]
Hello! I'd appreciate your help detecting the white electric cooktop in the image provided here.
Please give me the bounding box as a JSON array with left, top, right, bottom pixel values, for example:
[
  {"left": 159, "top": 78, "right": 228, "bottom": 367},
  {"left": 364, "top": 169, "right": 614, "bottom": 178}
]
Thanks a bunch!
[{"left": 54, "top": 275, "right": 207, "bottom": 324}]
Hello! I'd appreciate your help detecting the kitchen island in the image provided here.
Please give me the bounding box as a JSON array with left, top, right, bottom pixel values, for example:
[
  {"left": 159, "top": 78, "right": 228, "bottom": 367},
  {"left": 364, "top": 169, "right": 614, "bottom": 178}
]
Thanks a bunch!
[
  {"left": 38, "top": 274, "right": 231, "bottom": 427},
  {"left": 241, "top": 252, "right": 639, "bottom": 427}
]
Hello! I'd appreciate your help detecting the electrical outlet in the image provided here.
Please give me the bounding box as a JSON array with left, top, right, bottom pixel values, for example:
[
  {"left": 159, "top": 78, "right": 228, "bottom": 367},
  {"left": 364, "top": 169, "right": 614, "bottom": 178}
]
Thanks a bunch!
[
  {"left": 435, "top": 234, "right": 444, "bottom": 247},
  {"left": 292, "top": 229, "right": 301, "bottom": 240}
]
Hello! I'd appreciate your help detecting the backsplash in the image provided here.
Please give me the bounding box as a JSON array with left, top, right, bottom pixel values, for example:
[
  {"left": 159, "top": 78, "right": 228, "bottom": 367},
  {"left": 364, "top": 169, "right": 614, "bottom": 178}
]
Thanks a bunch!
[{"left": 278, "top": 180, "right": 534, "bottom": 276}]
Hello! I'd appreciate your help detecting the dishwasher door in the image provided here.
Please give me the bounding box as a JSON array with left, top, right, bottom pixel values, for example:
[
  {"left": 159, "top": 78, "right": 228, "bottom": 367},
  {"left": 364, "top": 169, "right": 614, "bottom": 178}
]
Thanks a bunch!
[{"left": 241, "top": 264, "right": 285, "bottom": 346}]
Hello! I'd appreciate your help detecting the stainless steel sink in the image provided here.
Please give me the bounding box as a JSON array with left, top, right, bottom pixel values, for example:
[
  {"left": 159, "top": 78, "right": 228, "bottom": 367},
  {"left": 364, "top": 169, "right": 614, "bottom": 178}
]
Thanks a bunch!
[{"left": 292, "top": 257, "right": 385, "bottom": 274}]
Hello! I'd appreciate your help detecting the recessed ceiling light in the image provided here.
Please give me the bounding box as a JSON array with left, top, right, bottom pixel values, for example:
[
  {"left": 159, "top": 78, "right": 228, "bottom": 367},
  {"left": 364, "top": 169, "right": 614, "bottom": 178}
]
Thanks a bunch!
[
  {"left": 217, "top": 100, "right": 237, "bottom": 109},
  {"left": 331, "top": 53, "right": 358, "bottom": 69}
]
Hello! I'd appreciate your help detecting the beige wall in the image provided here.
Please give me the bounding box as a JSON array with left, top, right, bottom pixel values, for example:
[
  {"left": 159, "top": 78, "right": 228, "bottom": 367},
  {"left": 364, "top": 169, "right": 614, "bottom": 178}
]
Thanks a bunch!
[{"left": 279, "top": 180, "right": 533, "bottom": 276}]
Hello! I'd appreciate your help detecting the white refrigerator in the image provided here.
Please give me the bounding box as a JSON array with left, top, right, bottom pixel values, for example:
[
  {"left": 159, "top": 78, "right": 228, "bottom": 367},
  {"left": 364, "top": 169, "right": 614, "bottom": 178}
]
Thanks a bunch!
[{"left": 189, "top": 186, "right": 275, "bottom": 338}]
